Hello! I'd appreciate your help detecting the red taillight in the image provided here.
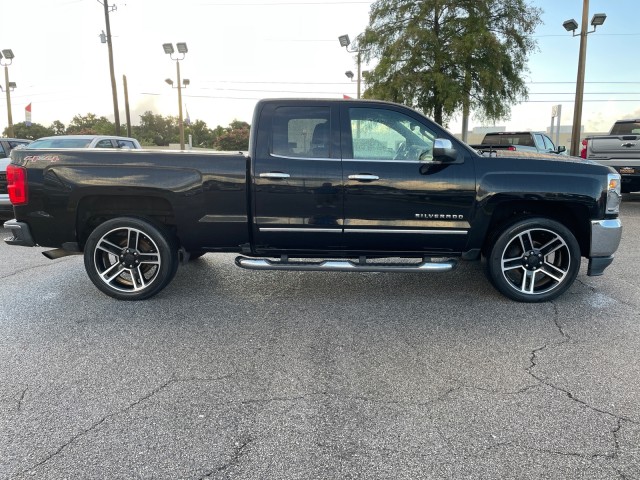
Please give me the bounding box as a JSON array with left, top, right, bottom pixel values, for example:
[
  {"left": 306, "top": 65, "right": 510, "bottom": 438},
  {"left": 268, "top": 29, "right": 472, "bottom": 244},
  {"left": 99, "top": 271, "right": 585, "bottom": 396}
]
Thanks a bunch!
[
  {"left": 580, "top": 138, "right": 588, "bottom": 159},
  {"left": 7, "top": 165, "right": 28, "bottom": 205},
  {"left": 507, "top": 146, "right": 516, "bottom": 151}
]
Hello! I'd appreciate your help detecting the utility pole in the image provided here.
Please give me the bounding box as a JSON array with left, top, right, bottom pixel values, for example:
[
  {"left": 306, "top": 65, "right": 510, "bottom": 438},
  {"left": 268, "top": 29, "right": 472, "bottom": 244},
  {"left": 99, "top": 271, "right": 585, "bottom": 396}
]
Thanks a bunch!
[
  {"left": 101, "top": 0, "right": 121, "bottom": 135},
  {"left": 123, "top": 74, "right": 131, "bottom": 137},
  {"left": 3, "top": 65, "right": 13, "bottom": 138}
]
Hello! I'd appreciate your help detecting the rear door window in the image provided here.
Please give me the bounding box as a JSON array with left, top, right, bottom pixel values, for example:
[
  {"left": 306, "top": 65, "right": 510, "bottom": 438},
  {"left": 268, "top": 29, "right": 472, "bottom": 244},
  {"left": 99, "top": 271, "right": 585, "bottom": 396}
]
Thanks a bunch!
[
  {"left": 96, "top": 139, "right": 115, "bottom": 148},
  {"left": 117, "top": 140, "right": 136, "bottom": 149},
  {"left": 271, "top": 106, "right": 331, "bottom": 159}
]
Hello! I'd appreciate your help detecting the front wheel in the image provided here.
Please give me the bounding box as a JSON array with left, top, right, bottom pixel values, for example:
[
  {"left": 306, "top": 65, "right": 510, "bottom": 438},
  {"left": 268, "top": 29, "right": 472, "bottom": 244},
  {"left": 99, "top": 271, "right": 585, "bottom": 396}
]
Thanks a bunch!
[
  {"left": 83, "top": 217, "right": 179, "bottom": 300},
  {"left": 486, "top": 217, "right": 581, "bottom": 302}
]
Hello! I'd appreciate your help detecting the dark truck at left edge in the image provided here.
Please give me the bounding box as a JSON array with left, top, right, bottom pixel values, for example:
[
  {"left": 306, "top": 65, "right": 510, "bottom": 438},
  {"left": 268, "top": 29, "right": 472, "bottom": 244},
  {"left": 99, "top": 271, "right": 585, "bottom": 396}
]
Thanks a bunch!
[{"left": 3, "top": 98, "right": 623, "bottom": 302}]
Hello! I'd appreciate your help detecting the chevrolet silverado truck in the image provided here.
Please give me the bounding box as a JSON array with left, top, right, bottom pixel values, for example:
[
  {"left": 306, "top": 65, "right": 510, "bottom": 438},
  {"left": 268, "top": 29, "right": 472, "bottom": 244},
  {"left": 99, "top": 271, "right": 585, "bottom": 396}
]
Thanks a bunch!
[
  {"left": 3, "top": 99, "right": 623, "bottom": 302},
  {"left": 470, "top": 131, "right": 567, "bottom": 156},
  {"left": 584, "top": 119, "right": 640, "bottom": 193}
]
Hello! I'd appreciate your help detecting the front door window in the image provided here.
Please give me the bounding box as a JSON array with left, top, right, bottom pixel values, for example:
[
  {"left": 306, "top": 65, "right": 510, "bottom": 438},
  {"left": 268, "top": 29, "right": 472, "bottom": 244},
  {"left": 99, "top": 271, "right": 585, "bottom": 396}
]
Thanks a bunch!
[{"left": 349, "top": 108, "right": 436, "bottom": 162}]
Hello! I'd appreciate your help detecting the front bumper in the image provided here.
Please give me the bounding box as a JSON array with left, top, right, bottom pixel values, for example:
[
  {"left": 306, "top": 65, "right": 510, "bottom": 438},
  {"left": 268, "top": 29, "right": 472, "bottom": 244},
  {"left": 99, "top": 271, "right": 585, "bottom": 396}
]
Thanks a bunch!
[
  {"left": 587, "top": 219, "right": 622, "bottom": 276},
  {"left": 3, "top": 219, "right": 36, "bottom": 247}
]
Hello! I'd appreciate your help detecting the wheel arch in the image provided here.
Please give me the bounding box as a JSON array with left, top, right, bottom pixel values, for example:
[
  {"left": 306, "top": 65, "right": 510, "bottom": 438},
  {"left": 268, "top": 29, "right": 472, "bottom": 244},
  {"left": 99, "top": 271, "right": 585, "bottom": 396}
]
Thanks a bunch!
[
  {"left": 76, "top": 195, "right": 177, "bottom": 249},
  {"left": 481, "top": 200, "right": 591, "bottom": 257}
]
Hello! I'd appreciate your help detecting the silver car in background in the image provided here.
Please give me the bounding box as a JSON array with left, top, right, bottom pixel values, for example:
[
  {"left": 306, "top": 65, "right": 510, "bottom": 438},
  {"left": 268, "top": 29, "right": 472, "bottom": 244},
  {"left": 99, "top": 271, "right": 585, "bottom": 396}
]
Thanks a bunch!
[{"left": 26, "top": 135, "right": 141, "bottom": 150}]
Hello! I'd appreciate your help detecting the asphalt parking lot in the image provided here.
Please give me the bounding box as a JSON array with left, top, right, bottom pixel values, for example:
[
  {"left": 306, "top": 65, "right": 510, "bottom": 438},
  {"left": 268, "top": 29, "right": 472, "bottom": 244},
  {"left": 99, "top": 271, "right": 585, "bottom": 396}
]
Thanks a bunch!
[{"left": 1, "top": 196, "right": 640, "bottom": 479}]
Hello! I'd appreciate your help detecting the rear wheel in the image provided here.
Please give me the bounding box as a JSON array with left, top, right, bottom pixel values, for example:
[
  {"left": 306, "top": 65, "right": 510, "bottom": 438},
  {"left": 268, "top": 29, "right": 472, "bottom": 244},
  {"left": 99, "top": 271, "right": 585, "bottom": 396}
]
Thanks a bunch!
[
  {"left": 486, "top": 217, "right": 580, "bottom": 302},
  {"left": 83, "top": 217, "right": 179, "bottom": 300}
]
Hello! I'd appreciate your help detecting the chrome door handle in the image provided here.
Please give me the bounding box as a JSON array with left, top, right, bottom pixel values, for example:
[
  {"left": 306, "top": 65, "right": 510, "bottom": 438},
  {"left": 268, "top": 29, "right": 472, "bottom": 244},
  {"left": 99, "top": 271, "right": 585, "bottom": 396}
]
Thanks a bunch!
[
  {"left": 348, "top": 174, "right": 380, "bottom": 181},
  {"left": 259, "top": 172, "right": 291, "bottom": 179}
]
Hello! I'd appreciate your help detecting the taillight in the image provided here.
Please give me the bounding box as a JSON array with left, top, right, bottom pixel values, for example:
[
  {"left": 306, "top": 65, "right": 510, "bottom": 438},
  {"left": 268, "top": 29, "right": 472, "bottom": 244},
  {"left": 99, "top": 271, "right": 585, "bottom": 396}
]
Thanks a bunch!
[
  {"left": 507, "top": 146, "right": 516, "bottom": 151},
  {"left": 580, "top": 138, "right": 588, "bottom": 159},
  {"left": 7, "top": 165, "right": 28, "bottom": 205}
]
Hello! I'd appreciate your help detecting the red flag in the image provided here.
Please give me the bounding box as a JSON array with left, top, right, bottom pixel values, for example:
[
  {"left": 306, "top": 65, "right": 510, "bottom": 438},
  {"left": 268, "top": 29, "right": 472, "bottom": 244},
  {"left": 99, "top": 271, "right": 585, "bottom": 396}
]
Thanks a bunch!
[{"left": 25, "top": 103, "right": 32, "bottom": 126}]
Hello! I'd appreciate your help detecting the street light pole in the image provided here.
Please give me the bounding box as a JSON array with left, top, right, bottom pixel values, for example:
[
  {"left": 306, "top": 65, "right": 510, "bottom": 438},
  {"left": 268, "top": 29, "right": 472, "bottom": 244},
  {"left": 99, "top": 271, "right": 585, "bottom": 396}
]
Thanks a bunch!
[
  {"left": 563, "top": 1, "right": 606, "bottom": 157},
  {"left": 356, "top": 50, "right": 361, "bottom": 100},
  {"left": 338, "top": 34, "right": 366, "bottom": 99},
  {"left": 176, "top": 60, "right": 184, "bottom": 150},
  {"left": 571, "top": 0, "right": 590, "bottom": 157},
  {"left": 4, "top": 65, "right": 13, "bottom": 138},
  {"left": 0, "top": 49, "right": 15, "bottom": 138},
  {"left": 163, "top": 43, "right": 189, "bottom": 151},
  {"left": 101, "top": 0, "right": 121, "bottom": 135}
]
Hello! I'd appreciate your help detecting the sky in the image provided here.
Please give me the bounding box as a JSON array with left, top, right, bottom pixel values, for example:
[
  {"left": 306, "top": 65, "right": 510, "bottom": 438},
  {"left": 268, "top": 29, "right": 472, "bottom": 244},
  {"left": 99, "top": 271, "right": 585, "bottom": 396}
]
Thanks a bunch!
[{"left": 2, "top": 0, "right": 639, "bottom": 136}]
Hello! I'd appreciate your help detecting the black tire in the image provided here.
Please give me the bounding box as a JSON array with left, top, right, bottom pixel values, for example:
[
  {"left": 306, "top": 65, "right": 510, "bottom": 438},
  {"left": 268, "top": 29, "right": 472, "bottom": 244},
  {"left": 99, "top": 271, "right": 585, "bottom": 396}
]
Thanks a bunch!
[
  {"left": 83, "top": 217, "right": 179, "bottom": 300},
  {"left": 486, "top": 217, "right": 580, "bottom": 302}
]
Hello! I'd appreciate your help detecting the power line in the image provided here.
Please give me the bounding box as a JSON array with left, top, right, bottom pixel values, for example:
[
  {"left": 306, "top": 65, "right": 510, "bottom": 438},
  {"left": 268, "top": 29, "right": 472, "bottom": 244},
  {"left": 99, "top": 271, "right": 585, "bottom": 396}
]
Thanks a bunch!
[
  {"left": 198, "top": 0, "right": 371, "bottom": 4},
  {"left": 527, "top": 81, "right": 640, "bottom": 84},
  {"left": 528, "top": 92, "right": 640, "bottom": 95},
  {"left": 139, "top": 92, "right": 640, "bottom": 103},
  {"left": 534, "top": 33, "right": 640, "bottom": 37}
]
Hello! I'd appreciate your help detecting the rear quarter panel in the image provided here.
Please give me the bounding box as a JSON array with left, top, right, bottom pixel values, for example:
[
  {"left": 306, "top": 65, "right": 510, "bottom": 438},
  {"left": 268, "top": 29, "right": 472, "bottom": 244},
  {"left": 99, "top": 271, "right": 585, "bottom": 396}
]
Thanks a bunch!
[{"left": 10, "top": 149, "right": 249, "bottom": 250}]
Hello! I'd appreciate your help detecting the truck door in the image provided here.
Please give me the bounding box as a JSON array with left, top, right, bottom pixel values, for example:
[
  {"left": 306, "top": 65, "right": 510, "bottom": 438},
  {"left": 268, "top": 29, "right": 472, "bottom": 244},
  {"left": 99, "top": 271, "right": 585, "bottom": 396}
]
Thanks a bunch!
[
  {"left": 341, "top": 104, "right": 476, "bottom": 254},
  {"left": 251, "top": 102, "right": 344, "bottom": 252}
]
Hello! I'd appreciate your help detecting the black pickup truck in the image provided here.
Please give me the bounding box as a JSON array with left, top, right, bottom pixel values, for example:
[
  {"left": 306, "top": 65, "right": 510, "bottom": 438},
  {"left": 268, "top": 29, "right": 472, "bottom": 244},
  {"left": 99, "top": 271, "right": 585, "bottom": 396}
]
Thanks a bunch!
[{"left": 3, "top": 99, "right": 623, "bottom": 302}]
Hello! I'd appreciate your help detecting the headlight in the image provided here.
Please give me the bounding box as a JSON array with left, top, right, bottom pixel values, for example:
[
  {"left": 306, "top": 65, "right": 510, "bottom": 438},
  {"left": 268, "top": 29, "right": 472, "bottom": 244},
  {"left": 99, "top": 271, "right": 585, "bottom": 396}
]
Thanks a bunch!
[{"left": 606, "top": 173, "right": 622, "bottom": 214}]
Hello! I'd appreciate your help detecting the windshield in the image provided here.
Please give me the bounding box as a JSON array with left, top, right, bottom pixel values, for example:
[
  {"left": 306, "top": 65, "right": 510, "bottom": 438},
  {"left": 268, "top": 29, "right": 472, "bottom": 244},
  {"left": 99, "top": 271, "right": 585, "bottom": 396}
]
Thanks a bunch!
[
  {"left": 27, "top": 138, "right": 92, "bottom": 149},
  {"left": 610, "top": 122, "right": 640, "bottom": 135}
]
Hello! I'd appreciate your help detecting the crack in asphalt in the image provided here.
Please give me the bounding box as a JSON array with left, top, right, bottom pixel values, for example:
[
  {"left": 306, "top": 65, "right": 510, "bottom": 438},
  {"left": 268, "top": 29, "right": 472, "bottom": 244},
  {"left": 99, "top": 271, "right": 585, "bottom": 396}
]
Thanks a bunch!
[
  {"left": 574, "top": 278, "right": 639, "bottom": 309},
  {"left": 16, "top": 386, "right": 28, "bottom": 412},
  {"left": 391, "top": 318, "right": 543, "bottom": 396},
  {"left": 522, "top": 302, "right": 639, "bottom": 475},
  {"left": 15, "top": 374, "right": 233, "bottom": 478},
  {"left": 391, "top": 298, "right": 637, "bottom": 473},
  {"left": 527, "top": 303, "right": 638, "bottom": 423},
  {"left": 198, "top": 437, "right": 253, "bottom": 479},
  {"left": 0, "top": 256, "right": 77, "bottom": 281}
]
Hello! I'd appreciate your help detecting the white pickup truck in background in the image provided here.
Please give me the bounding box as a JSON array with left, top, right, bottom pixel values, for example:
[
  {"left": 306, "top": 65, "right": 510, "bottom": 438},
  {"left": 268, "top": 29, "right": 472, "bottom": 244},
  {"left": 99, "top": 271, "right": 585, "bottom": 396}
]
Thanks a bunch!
[
  {"left": 470, "top": 131, "right": 567, "bottom": 156},
  {"left": 583, "top": 119, "right": 640, "bottom": 193}
]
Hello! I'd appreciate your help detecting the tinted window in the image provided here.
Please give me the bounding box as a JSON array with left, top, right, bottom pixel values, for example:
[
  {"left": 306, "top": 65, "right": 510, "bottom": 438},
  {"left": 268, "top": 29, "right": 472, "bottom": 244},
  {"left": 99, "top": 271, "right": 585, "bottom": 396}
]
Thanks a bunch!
[
  {"left": 28, "top": 138, "right": 92, "bottom": 148},
  {"left": 117, "top": 140, "right": 136, "bottom": 149},
  {"left": 348, "top": 107, "right": 435, "bottom": 161},
  {"left": 610, "top": 121, "right": 640, "bottom": 135},
  {"left": 271, "top": 106, "right": 331, "bottom": 159},
  {"left": 484, "top": 134, "right": 535, "bottom": 147},
  {"left": 96, "top": 139, "right": 115, "bottom": 148},
  {"left": 0, "top": 145, "right": 6, "bottom": 157}
]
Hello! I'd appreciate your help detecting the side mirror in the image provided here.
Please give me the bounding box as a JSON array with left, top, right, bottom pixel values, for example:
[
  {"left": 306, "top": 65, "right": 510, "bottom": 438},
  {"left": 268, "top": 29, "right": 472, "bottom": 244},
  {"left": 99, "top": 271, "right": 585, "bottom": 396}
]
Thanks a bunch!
[
  {"left": 433, "top": 138, "right": 457, "bottom": 162},
  {"left": 556, "top": 145, "right": 567, "bottom": 153}
]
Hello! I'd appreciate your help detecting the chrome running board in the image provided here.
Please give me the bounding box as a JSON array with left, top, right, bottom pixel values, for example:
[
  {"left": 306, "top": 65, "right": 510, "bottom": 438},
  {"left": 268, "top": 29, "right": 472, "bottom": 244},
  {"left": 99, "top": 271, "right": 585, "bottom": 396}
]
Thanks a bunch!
[{"left": 234, "top": 256, "right": 457, "bottom": 273}]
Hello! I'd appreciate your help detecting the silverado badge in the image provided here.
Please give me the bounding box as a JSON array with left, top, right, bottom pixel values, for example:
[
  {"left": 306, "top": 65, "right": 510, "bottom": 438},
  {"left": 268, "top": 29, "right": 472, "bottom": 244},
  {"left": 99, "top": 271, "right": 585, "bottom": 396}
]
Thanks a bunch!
[{"left": 415, "top": 213, "right": 464, "bottom": 220}]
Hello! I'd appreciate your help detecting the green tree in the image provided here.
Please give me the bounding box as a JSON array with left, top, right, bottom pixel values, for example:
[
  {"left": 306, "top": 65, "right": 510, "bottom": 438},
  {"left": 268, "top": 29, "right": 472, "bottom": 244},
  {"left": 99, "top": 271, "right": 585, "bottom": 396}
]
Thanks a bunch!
[
  {"left": 66, "top": 113, "right": 116, "bottom": 135},
  {"left": 358, "top": 0, "right": 542, "bottom": 125},
  {"left": 5, "top": 122, "right": 54, "bottom": 140},
  {"left": 214, "top": 120, "right": 250, "bottom": 151},
  {"left": 132, "top": 111, "right": 179, "bottom": 146},
  {"left": 50, "top": 120, "right": 66, "bottom": 135},
  {"left": 185, "top": 119, "right": 216, "bottom": 148}
]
